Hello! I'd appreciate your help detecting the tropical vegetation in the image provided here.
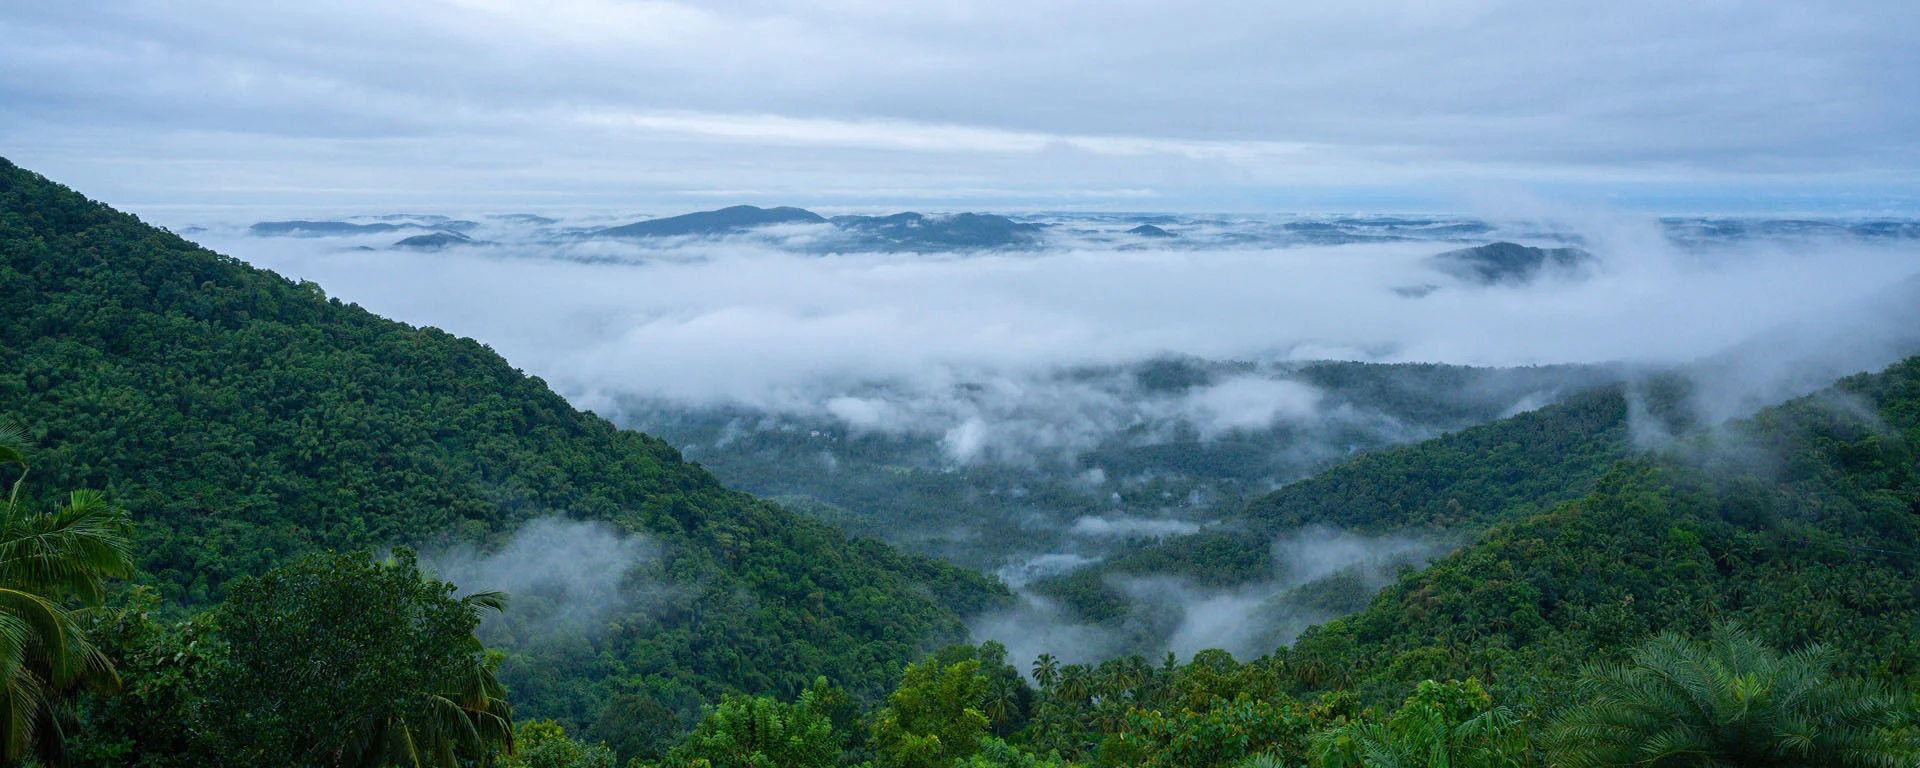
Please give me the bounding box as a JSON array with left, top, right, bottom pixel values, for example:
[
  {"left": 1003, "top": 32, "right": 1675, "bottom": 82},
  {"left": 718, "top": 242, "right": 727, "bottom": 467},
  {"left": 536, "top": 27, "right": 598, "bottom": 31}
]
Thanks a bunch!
[{"left": 3, "top": 156, "right": 1920, "bottom": 767}]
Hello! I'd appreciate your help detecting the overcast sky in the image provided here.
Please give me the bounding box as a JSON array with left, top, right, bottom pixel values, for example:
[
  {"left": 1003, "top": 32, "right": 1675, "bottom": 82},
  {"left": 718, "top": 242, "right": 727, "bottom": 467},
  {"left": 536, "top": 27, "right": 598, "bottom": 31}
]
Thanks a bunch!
[{"left": 4, "top": 1, "right": 1918, "bottom": 213}]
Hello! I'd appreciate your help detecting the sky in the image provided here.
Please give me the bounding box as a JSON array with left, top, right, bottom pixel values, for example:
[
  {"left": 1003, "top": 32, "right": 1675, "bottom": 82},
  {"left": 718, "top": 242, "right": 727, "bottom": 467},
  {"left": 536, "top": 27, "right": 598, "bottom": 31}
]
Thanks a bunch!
[{"left": 4, "top": 0, "right": 1919, "bottom": 214}]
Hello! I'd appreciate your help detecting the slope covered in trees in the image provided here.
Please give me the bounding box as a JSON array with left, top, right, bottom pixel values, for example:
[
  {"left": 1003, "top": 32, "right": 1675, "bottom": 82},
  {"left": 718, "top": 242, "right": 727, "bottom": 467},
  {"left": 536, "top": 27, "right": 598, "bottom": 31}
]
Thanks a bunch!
[
  {"left": 600, "top": 356, "right": 1920, "bottom": 767},
  {"left": 1037, "top": 385, "right": 1634, "bottom": 619},
  {"left": 0, "top": 158, "right": 1008, "bottom": 740},
  {"left": 1275, "top": 356, "right": 1920, "bottom": 709}
]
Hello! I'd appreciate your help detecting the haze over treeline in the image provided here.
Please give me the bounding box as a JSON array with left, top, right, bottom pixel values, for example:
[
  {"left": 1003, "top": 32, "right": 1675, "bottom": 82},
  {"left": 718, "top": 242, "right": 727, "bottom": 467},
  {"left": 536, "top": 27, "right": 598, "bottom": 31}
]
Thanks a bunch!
[
  {"left": 6, "top": 0, "right": 1920, "bottom": 764},
  {"left": 166, "top": 209, "right": 1920, "bottom": 671}
]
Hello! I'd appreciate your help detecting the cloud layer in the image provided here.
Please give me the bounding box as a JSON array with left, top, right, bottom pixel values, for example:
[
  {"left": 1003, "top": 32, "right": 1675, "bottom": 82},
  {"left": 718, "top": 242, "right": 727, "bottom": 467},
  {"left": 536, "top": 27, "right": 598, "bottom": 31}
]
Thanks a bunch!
[
  {"left": 4, "top": 2, "right": 1917, "bottom": 209},
  {"left": 184, "top": 214, "right": 1920, "bottom": 426}
]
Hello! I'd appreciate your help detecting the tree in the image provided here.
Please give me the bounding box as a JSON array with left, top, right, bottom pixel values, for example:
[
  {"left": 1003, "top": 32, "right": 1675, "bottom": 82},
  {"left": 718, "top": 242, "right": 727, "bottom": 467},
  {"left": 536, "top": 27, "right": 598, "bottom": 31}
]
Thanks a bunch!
[
  {"left": 204, "top": 548, "right": 514, "bottom": 768},
  {"left": 503, "top": 720, "right": 615, "bottom": 768},
  {"left": 870, "top": 659, "right": 989, "bottom": 768},
  {"left": 0, "top": 425, "right": 133, "bottom": 765},
  {"left": 1031, "top": 654, "right": 1059, "bottom": 693},
  {"left": 1311, "top": 679, "right": 1527, "bottom": 768},
  {"left": 1549, "top": 624, "right": 1912, "bottom": 768},
  {"left": 652, "top": 687, "right": 842, "bottom": 768},
  {"left": 588, "top": 692, "right": 682, "bottom": 764}
]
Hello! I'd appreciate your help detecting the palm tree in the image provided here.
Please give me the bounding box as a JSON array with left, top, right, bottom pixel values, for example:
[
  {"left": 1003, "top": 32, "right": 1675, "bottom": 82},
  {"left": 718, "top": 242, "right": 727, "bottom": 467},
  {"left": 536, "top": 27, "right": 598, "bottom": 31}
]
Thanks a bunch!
[
  {"left": 1056, "top": 665, "right": 1092, "bottom": 706},
  {"left": 982, "top": 674, "right": 1020, "bottom": 730},
  {"left": 342, "top": 593, "right": 515, "bottom": 768},
  {"left": 1550, "top": 623, "right": 1911, "bottom": 768},
  {"left": 0, "top": 425, "right": 134, "bottom": 764},
  {"left": 1031, "top": 653, "right": 1060, "bottom": 693}
]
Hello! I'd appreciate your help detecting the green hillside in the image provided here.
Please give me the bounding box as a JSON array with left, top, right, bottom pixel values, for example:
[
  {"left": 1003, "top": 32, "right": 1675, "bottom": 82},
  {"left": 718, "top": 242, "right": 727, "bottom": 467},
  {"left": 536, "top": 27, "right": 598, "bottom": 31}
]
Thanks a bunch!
[
  {"left": 0, "top": 158, "right": 1008, "bottom": 731},
  {"left": 1037, "top": 385, "right": 1634, "bottom": 619},
  {"left": 1278, "top": 356, "right": 1920, "bottom": 708},
  {"left": 605, "top": 357, "right": 1920, "bottom": 767}
]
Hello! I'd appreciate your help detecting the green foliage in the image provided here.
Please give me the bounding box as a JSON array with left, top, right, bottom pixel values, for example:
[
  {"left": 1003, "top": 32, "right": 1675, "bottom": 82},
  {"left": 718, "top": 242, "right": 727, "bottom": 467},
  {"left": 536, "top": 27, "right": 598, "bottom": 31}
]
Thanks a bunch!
[
  {"left": 1274, "top": 358, "right": 1920, "bottom": 711},
  {"left": 0, "top": 156, "right": 1007, "bottom": 732},
  {"left": 505, "top": 720, "right": 616, "bottom": 768},
  {"left": 647, "top": 362, "right": 1617, "bottom": 574},
  {"left": 650, "top": 685, "right": 843, "bottom": 768},
  {"left": 0, "top": 424, "right": 133, "bottom": 765},
  {"left": 585, "top": 692, "right": 682, "bottom": 765},
  {"left": 69, "top": 587, "right": 213, "bottom": 768},
  {"left": 870, "top": 658, "right": 991, "bottom": 768},
  {"left": 1040, "top": 386, "right": 1630, "bottom": 620},
  {"left": 1311, "top": 679, "right": 1527, "bottom": 768},
  {"left": 1108, "top": 694, "right": 1314, "bottom": 768},
  {"left": 202, "top": 548, "right": 513, "bottom": 767},
  {"left": 1549, "top": 624, "right": 1912, "bottom": 768},
  {"left": 954, "top": 736, "right": 1065, "bottom": 768}
]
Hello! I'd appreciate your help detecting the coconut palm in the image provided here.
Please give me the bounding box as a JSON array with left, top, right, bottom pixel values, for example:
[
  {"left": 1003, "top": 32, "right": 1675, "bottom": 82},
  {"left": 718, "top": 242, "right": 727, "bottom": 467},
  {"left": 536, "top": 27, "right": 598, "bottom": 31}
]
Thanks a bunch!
[
  {"left": 982, "top": 675, "right": 1021, "bottom": 730},
  {"left": 1031, "top": 653, "right": 1060, "bottom": 693},
  {"left": 343, "top": 613, "right": 516, "bottom": 768},
  {"left": 1550, "top": 623, "right": 1911, "bottom": 768},
  {"left": 1055, "top": 665, "right": 1093, "bottom": 705},
  {"left": 0, "top": 425, "right": 134, "bottom": 764}
]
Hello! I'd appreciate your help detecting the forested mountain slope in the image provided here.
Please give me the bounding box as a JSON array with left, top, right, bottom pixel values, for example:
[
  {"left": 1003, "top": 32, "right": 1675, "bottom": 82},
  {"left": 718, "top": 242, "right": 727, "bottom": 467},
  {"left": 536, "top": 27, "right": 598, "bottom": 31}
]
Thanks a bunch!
[
  {"left": 1038, "top": 385, "right": 1634, "bottom": 618},
  {"left": 598, "top": 358, "right": 1920, "bottom": 768},
  {"left": 0, "top": 158, "right": 1007, "bottom": 732},
  {"left": 1277, "top": 356, "right": 1920, "bottom": 708}
]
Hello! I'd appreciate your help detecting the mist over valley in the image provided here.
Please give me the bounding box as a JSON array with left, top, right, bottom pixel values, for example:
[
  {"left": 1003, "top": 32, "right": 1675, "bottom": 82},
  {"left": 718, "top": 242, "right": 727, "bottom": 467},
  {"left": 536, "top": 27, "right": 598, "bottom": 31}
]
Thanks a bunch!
[{"left": 166, "top": 204, "right": 1920, "bottom": 666}]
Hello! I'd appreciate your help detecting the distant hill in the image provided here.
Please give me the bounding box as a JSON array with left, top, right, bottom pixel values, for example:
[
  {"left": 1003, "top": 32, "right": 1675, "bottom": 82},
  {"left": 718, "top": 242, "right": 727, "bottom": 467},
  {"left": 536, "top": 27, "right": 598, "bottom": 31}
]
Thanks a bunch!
[
  {"left": 597, "top": 205, "right": 827, "bottom": 238},
  {"left": 0, "top": 158, "right": 1007, "bottom": 736},
  {"left": 631, "top": 360, "right": 1623, "bottom": 579},
  {"left": 393, "top": 230, "right": 480, "bottom": 250},
  {"left": 250, "top": 220, "right": 404, "bottom": 236},
  {"left": 1128, "top": 224, "right": 1175, "bottom": 238},
  {"left": 252, "top": 217, "right": 479, "bottom": 237},
  {"left": 1034, "top": 384, "right": 1634, "bottom": 620},
  {"left": 829, "top": 211, "right": 1045, "bottom": 251},
  {"left": 1429, "top": 241, "right": 1593, "bottom": 285},
  {"left": 590, "top": 205, "right": 1046, "bottom": 251}
]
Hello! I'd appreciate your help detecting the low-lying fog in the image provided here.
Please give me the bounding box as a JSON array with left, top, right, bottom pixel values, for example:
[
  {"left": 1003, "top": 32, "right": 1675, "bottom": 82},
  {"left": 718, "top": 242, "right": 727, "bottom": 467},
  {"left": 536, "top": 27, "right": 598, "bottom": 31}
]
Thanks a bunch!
[{"left": 174, "top": 208, "right": 1920, "bottom": 664}]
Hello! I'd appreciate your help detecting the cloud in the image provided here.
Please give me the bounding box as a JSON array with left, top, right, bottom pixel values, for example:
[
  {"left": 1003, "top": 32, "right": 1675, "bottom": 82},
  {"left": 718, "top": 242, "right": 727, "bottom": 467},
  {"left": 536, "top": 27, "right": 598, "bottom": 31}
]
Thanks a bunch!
[
  {"left": 969, "top": 527, "right": 1452, "bottom": 669},
  {"left": 3, "top": 1, "right": 1918, "bottom": 208},
  {"left": 184, "top": 214, "right": 1920, "bottom": 438},
  {"left": 1176, "top": 377, "right": 1324, "bottom": 436},
  {"left": 423, "top": 516, "right": 667, "bottom": 642},
  {"left": 1068, "top": 516, "right": 1203, "bottom": 540}
]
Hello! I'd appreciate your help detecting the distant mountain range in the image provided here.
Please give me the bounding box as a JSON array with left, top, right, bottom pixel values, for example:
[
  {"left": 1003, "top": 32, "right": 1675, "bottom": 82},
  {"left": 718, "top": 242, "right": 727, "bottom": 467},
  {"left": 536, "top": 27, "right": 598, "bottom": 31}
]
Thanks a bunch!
[
  {"left": 250, "top": 217, "right": 480, "bottom": 237},
  {"left": 596, "top": 205, "right": 1048, "bottom": 251},
  {"left": 240, "top": 209, "right": 1920, "bottom": 259},
  {"left": 247, "top": 205, "right": 1052, "bottom": 252}
]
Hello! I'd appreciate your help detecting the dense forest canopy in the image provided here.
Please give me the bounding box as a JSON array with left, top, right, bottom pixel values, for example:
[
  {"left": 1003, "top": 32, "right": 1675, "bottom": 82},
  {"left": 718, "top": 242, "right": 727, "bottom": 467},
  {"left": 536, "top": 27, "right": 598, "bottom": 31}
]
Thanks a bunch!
[
  {"left": 0, "top": 157, "right": 1007, "bottom": 742},
  {"left": 5, "top": 156, "right": 1920, "bottom": 767}
]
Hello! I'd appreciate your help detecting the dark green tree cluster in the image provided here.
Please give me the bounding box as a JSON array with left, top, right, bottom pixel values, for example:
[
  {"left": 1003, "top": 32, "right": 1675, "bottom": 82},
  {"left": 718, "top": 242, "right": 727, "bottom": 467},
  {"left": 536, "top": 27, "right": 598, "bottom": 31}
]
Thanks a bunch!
[{"left": 72, "top": 549, "right": 517, "bottom": 768}]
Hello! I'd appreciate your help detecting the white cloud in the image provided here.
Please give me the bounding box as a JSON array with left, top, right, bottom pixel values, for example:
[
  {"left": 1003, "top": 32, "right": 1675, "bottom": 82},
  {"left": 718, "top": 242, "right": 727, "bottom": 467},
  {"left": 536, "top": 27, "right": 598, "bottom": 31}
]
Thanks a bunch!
[{"left": 3, "top": 1, "right": 1916, "bottom": 208}]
